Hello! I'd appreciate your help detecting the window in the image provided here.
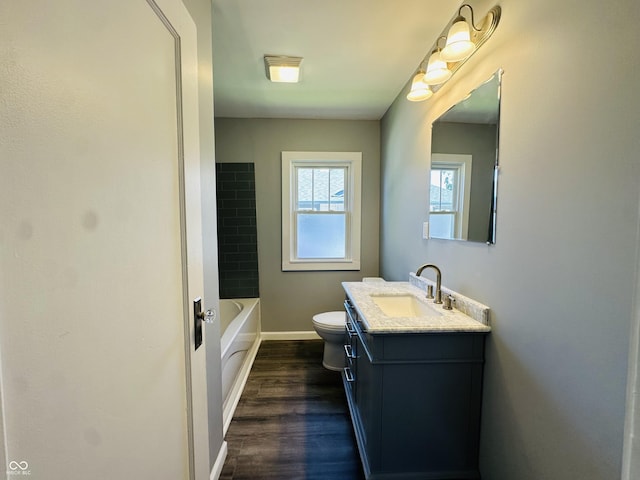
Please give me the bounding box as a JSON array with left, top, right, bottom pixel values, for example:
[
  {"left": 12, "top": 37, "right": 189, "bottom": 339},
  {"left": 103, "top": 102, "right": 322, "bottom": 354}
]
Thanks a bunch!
[
  {"left": 429, "top": 154, "right": 472, "bottom": 240},
  {"left": 282, "top": 151, "right": 362, "bottom": 271}
]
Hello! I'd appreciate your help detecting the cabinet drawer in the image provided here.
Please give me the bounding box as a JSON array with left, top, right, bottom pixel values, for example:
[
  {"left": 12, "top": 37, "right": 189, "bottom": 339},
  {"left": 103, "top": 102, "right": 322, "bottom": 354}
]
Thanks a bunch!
[{"left": 379, "top": 333, "right": 486, "bottom": 363}]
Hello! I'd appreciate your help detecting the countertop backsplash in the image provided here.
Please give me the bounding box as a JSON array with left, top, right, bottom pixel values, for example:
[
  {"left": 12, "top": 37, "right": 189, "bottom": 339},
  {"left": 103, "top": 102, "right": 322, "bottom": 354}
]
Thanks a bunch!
[{"left": 409, "top": 273, "right": 490, "bottom": 326}]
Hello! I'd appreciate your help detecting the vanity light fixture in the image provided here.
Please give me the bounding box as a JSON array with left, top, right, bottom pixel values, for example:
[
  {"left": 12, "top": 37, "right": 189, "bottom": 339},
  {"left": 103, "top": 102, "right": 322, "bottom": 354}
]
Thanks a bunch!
[
  {"left": 406, "top": 3, "right": 501, "bottom": 101},
  {"left": 406, "top": 71, "right": 433, "bottom": 102},
  {"left": 264, "top": 55, "right": 303, "bottom": 83},
  {"left": 424, "top": 40, "right": 452, "bottom": 85},
  {"left": 441, "top": 6, "right": 477, "bottom": 62}
]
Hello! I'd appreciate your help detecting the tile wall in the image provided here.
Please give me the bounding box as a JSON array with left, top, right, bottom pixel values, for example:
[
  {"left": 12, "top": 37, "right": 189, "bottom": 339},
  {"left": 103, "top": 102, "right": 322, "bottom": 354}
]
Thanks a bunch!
[{"left": 216, "top": 163, "right": 259, "bottom": 299}]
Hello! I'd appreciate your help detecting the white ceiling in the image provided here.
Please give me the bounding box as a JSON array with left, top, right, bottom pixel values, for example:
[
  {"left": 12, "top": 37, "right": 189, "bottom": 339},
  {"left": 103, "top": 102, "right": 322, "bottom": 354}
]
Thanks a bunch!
[{"left": 211, "top": 0, "right": 458, "bottom": 120}]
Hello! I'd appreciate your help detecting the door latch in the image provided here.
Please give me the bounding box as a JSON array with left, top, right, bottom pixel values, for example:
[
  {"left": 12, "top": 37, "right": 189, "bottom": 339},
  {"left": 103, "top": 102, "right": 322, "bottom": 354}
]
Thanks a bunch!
[{"left": 193, "top": 298, "right": 216, "bottom": 350}]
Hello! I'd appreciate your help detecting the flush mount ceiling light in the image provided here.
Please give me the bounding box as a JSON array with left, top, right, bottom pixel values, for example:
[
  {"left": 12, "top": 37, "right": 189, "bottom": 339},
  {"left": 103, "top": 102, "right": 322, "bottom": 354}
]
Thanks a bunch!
[
  {"left": 264, "top": 55, "right": 303, "bottom": 83},
  {"left": 406, "top": 4, "right": 501, "bottom": 102}
]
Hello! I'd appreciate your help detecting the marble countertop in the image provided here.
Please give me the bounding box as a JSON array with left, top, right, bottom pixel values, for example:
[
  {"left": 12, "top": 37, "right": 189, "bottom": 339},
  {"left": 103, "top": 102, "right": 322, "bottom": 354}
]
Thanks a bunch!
[{"left": 342, "top": 280, "right": 491, "bottom": 334}]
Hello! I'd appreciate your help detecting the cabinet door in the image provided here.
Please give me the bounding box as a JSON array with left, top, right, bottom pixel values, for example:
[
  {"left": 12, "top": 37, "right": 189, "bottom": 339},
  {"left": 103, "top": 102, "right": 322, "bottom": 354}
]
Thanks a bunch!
[{"left": 380, "top": 362, "right": 482, "bottom": 474}]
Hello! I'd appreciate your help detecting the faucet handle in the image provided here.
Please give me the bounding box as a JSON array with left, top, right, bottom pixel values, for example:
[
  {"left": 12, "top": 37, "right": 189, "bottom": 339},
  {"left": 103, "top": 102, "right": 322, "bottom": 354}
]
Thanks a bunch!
[
  {"left": 426, "top": 285, "right": 434, "bottom": 299},
  {"left": 443, "top": 295, "right": 454, "bottom": 310}
]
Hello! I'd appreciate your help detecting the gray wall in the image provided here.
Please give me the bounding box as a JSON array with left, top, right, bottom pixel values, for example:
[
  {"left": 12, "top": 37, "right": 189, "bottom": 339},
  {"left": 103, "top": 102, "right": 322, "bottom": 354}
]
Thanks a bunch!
[
  {"left": 215, "top": 118, "right": 380, "bottom": 331},
  {"left": 380, "top": 0, "right": 640, "bottom": 479},
  {"left": 182, "top": 0, "right": 224, "bottom": 469}
]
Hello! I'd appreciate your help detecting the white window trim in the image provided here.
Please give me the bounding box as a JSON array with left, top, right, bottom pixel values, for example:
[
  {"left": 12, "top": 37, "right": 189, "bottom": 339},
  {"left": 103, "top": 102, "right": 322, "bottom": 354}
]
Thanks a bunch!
[{"left": 282, "top": 151, "right": 362, "bottom": 271}]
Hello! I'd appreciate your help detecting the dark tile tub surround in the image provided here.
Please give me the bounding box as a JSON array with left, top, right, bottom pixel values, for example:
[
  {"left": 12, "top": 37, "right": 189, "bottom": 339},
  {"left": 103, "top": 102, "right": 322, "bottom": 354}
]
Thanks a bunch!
[{"left": 216, "top": 163, "right": 259, "bottom": 299}]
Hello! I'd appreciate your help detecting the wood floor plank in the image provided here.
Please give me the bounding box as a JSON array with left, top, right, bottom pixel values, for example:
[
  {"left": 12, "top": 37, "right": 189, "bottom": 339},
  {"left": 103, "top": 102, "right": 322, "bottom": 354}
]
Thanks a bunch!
[{"left": 221, "top": 340, "right": 365, "bottom": 480}]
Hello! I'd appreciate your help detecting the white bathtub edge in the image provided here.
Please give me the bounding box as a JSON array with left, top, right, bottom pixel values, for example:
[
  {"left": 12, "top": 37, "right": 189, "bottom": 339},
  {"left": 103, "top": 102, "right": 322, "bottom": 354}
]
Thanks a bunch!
[
  {"left": 210, "top": 440, "right": 228, "bottom": 480},
  {"left": 261, "top": 331, "right": 321, "bottom": 341},
  {"left": 222, "top": 335, "right": 262, "bottom": 436}
]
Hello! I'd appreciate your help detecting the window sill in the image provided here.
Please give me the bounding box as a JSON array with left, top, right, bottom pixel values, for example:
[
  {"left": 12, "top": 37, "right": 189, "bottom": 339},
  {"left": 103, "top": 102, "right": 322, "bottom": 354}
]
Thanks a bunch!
[{"left": 282, "top": 259, "right": 361, "bottom": 272}]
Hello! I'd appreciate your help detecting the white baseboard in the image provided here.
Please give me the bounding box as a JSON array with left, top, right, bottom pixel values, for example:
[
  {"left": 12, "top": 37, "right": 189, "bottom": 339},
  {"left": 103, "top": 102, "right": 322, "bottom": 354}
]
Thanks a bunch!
[
  {"left": 261, "top": 331, "right": 321, "bottom": 341},
  {"left": 210, "top": 440, "right": 228, "bottom": 480}
]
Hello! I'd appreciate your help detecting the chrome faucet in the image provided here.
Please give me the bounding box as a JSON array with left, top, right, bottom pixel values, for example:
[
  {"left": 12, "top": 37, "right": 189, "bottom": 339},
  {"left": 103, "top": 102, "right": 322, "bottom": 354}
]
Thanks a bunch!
[{"left": 415, "top": 264, "right": 442, "bottom": 304}]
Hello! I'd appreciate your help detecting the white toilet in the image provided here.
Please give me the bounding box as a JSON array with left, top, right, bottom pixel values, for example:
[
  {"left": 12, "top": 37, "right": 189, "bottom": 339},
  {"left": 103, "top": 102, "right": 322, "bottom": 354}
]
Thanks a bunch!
[
  {"left": 313, "top": 279, "right": 384, "bottom": 370},
  {"left": 312, "top": 311, "right": 346, "bottom": 371}
]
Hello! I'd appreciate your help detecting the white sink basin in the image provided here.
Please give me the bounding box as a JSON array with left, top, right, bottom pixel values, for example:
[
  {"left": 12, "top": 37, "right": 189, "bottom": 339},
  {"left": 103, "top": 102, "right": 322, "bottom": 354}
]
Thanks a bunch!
[{"left": 370, "top": 294, "right": 442, "bottom": 318}]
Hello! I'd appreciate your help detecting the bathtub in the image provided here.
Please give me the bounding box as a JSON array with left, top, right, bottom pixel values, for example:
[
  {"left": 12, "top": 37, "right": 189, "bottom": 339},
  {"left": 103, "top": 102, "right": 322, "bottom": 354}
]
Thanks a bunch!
[{"left": 219, "top": 298, "right": 261, "bottom": 434}]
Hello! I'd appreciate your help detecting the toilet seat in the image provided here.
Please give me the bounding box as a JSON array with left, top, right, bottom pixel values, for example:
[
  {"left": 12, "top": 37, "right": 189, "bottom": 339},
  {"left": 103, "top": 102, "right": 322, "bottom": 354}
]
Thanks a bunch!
[{"left": 312, "top": 311, "right": 346, "bottom": 332}]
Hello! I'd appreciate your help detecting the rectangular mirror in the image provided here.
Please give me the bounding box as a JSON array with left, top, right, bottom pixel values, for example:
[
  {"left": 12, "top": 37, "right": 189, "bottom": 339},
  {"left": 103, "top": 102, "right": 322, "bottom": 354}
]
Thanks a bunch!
[{"left": 429, "top": 69, "right": 502, "bottom": 244}]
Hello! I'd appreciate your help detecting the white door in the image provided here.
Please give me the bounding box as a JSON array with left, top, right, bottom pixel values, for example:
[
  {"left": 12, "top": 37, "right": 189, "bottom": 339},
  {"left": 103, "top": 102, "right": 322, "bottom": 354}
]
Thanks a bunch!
[{"left": 0, "top": 1, "right": 210, "bottom": 479}]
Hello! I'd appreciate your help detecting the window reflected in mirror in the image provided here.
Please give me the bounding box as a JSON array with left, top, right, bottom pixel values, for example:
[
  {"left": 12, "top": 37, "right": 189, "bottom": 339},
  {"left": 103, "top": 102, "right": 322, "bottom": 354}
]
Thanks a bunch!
[
  {"left": 430, "top": 154, "right": 472, "bottom": 240},
  {"left": 429, "top": 69, "right": 502, "bottom": 244}
]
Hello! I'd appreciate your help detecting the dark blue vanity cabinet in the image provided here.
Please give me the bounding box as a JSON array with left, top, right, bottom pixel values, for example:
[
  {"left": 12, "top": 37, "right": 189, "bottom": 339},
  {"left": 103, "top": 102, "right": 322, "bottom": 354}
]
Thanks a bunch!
[{"left": 343, "top": 297, "right": 488, "bottom": 480}]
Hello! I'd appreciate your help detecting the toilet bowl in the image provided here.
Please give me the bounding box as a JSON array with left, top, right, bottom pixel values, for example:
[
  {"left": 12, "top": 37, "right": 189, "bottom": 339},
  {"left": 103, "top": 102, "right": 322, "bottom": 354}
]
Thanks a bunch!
[{"left": 312, "top": 311, "right": 346, "bottom": 371}]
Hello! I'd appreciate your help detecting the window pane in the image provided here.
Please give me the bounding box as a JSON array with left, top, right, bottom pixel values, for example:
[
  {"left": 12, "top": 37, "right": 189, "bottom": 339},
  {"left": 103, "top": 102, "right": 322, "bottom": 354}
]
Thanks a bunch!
[
  {"left": 297, "top": 213, "right": 346, "bottom": 258},
  {"left": 430, "top": 169, "right": 456, "bottom": 212},
  {"left": 296, "top": 167, "right": 345, "bottom": 211},
  {"left": 297, "top": 168, "right": 313, "bottom": 210},
  {"left": 312, "top": 168, "right": 329, "bottom": 210},
  {"left": 429, "top": 213, "right": 455, "bottom": 239},
  {"left": 329, "top": 169, "right": 345, "bottom": 212}
]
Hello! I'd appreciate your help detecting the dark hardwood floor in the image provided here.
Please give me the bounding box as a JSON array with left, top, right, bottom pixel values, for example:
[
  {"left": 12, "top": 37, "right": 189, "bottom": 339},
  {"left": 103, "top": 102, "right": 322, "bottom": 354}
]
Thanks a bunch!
[{"left": 220, "top": 340, "right": 365, "bottom": 480}]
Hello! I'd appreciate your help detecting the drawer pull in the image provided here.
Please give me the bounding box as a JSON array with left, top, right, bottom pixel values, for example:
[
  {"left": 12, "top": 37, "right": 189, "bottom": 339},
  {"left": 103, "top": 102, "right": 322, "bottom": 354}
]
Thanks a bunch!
[
  {"left": 344, "top": 344, "right": 355, "bottom": 359},
  {"left": 343, "top": 367, "right": 355, "bottom": 382},
  {"left": 345, "top": 321, "right": 356, "bottom": 336}
]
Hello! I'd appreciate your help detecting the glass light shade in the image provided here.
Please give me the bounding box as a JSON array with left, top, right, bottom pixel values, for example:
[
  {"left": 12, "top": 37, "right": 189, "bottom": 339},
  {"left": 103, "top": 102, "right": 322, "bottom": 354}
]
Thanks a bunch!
[
  {"left": 406, "top": 73, "right": 433, "bottom": 102},
  {"left": 424, "top": 51, "right": 452, "bottom": 85},
  {"left": 441, "top": 19, "right": 476, "bottom": 62},
  {"left": 269, "top": 65, "right": 300, "bottom": 83}
]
